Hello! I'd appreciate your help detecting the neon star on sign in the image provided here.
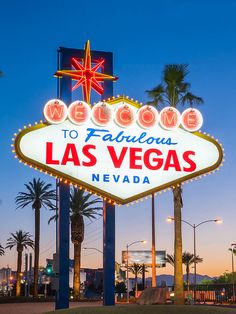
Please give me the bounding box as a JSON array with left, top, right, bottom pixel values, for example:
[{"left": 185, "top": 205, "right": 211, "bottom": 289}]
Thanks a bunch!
[
  {"left": 55, "top": 40, "right": 118, "bottom": 104},
  {"left": 13, "top": 96, "right": 224, "bottom": 205}
]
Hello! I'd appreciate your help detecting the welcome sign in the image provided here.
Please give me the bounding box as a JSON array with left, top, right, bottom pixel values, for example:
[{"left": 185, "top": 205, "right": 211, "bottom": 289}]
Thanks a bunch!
[{"left": 13, "top": 96, "right": 223, "bottom": 204}]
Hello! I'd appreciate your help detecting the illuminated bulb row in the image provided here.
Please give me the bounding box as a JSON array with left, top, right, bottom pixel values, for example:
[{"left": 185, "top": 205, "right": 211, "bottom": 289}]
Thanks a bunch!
[{"left": 103, "top": 95, "right": 143, "bottom": 107}]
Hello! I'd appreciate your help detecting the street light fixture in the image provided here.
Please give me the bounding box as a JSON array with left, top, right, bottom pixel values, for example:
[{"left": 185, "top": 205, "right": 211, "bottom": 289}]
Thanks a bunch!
[
  {"left": 126, "top": 240, "right": 146, "bottom": 303},
  {"left": 229, "top": 243, "right": 236, "bottom": 302},
  {"left": 83, "top": 247, "right": 103, "bottom": 254},
  {"left": 167, "top": 216, "right": 222, "bottom": 301}
]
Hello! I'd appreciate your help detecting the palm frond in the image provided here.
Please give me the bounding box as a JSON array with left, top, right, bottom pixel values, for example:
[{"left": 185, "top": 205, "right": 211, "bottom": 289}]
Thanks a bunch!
[
  {"left": 128, "top": 263, "right": 143, "bottom": 276},
  {"left": 6, "top": 230, "right": 34, "bottom": 250},
  {"left": 0, "top": 244, "right": 5, "bottom": 256},
  {"left": 16, "top": 178, "right": 56, "bottom": 211},
  {"left": 165, "top": 253, "right": 175, "bottom": 266},
  {"left": 48, "top": 213, "right": 58, "bottom": 224},
  {"left": 48, "top": 187, "right": 102, "bottom": 224},
  {"left": 163, "top": 64, "right": 189, "bottom": 86},
  {"left": 146, "top": 84, "right": 165, "bottom": 108},
  {"left": 180, "top": 92, "right": 204, "bottom": 107},
  {"left": 146, "top": 64, "right": 203, "bottom": 109}
]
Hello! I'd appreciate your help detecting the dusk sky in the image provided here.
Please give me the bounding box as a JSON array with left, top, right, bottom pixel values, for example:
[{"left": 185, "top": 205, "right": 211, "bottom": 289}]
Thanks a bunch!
[{"left": 0, "top": 0, "right": 236, "bottom": 278}]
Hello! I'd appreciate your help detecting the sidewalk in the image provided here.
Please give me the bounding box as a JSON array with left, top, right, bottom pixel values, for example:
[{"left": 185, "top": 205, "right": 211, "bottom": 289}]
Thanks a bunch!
[{"left": 0, "top": 301, "right": 102, "bottom": 314}]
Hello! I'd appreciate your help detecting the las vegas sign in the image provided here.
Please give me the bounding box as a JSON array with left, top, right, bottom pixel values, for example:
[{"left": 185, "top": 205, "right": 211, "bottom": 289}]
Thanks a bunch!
[{"left": 13, "top": 96, "right": 223, "bottom": 205}]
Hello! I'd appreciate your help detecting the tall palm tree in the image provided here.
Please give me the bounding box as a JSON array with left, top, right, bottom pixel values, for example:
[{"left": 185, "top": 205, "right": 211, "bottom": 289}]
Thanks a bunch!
[
  {"left": 0, "top": 244, "right": 5, "bottom": 256},
  {"left": 70, "top": 187, "right": 102, "bottom": 299},
  {"left": 166, "top": 252, "right": 203, "bottom": 290},
  {"left": 128, "top": 263, "right": 143, "bottom": 295},
  {"left": 48, "top": 186, "right": 102, "bottom": 299},
  {"left": 6, "top": 230, "right": 34, "bottom": 296},
  {"left": 15, "top": 178, "right": 56, "bottom": 297},
  {"left": 147, "top": 64, "right": 203, "bottom": 304}
]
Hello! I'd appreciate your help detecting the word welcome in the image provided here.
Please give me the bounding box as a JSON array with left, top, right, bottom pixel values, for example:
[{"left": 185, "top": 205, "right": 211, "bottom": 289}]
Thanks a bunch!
[{"left": 44, "top": 99, "right": 203, "bottom": 132}]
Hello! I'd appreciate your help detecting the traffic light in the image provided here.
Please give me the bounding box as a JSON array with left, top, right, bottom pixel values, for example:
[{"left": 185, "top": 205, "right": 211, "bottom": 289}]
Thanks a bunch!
[{"left": 45, "top": 262, "right": 54, "bottom": 277}]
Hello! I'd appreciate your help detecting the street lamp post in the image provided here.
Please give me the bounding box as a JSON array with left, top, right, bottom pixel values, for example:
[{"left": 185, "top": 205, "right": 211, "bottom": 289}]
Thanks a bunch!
[
  {"left": 167, "top": 217, "right": 222, "bottom": 301},
  {"left": 151, "top": 194, "right": 156, "bottom": 288},
  {"left": 126, "top": 240, "right": 146, "bottom": 303},
  {"left": 230, "top": 243, "right": 236, "bottom": 302}
]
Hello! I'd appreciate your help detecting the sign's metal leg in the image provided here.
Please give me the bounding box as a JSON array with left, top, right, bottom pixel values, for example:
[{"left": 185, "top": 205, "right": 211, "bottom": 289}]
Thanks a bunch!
[
  {"left": 55, "top": 183, "right": 70, "bottom": 309},
  {"left": 103, "top": 202, "right": 115, "bottom": 305},
  {"left": 55, "top": 50, "right": 71, "bottom": 310}
]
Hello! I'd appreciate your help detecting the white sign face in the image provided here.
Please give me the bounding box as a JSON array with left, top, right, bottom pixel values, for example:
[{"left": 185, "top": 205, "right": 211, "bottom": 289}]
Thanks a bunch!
[{"left": 14, "top": 99, "right": 223, "bottom": 204}]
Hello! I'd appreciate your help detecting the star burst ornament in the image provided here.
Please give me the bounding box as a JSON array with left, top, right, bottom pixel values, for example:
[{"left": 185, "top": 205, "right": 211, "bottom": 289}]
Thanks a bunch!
[{"left": 55, "top": 40, "right": 118, "bottom": 104}]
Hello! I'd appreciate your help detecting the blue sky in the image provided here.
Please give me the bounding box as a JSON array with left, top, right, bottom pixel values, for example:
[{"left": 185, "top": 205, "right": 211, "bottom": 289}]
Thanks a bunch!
[{"left": 0, "top": 0, "right": 236, "bottom": 276}]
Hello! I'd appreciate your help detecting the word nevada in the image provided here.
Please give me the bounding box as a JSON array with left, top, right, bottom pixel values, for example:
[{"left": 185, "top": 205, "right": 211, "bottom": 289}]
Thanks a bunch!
[{"left": 44, "top": 99, "right": 203, "bottom": 132}]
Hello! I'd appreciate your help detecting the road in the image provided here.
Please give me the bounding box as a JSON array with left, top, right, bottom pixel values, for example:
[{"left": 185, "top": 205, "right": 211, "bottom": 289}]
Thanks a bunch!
[{"left": 0, "top": 301, "right": 102, "bottom": 314}]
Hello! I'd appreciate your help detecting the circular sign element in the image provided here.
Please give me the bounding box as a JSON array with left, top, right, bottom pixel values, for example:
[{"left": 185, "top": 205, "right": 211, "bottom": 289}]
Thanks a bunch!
[
  {"left": 44, "top": 99, "right": 67, "bottom": 124},
  {"left": 68, "top": 101, "right": 91, "bottom": 125},
  {"left": 137, "top": 105, "right": 158, "bottom": 129},
  {"left": 91, "top": 102, "right": 113, "bottom": 126},
  {"left": 181, "top": 108, "right": 203, "bottom": 132},
  {"left": 159, "top": 107, "right": 181, "bottom": 130},
  {"left": 114, "top": 104, "right": 136, "bottom": 128}
]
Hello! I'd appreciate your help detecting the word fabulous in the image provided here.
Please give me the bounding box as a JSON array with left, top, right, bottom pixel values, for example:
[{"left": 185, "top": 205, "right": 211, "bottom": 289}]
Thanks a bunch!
[{"left": 44, "top": 99, "right": 203, "bottom": 132}]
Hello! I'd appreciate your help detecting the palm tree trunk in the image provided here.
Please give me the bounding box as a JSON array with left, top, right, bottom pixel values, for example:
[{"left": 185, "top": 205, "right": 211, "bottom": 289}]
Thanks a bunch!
[
  {"left": 73, "top": 242, "right": 81, "bottom": 300},
  {"left": 135, "top": 273, "right": 138, "bottom": 297},
  {"left": 16, "top": 250, "right": 22, "bottom": 297},
  {"left": 142, "top": 264, "right": 145, "bottom": 290},
  {"left": 173, "top": 186, "right": 184, "bottom": 305},
  {"left": 186, "top": 264, "right": 190, "bottom": 291},
  {"left": 34, "top": 207, "right": 40, "bottom": 297}
]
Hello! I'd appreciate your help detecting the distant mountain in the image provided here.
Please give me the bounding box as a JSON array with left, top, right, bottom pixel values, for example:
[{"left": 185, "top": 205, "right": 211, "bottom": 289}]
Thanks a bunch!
[{"left": 144, "top": 274, "right": 214, "bottom": 286}]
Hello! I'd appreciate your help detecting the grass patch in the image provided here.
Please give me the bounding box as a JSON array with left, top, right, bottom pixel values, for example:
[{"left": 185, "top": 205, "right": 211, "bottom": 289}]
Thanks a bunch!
[{"left": 46, "top": 305, "right": 236, "bottom": 314}]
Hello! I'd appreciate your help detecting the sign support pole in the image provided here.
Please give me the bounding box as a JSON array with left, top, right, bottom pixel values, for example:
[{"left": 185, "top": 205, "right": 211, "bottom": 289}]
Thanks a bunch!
[
  {"left": 102, "top": 54, "right": 115, "bottom": 306},
  {"left": 55, "top": 46, "right": 115, "bottom": 308},
  {"left": 55, "top": 50, "right": 71, "bottom": 310}
]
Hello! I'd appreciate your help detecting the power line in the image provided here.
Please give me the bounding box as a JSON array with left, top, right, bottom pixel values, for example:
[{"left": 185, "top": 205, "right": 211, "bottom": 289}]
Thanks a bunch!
[
  {"left": 85, "top": 225, "right": 103, "bottom": 236},
  {"left": 83, "top": 236, "right": 102, "bottom": 246},
  {"left": 83, "top": 252, "right": 98, "bottom": 257},
  {"left": 40, "top": 242, "right": 56, "bottom": 255},
  {"left": 85, "top": 228, "right": 103, "bottom": 239},
  {"left": 86, "top": 216, "right": 102, "bottom": 227}
]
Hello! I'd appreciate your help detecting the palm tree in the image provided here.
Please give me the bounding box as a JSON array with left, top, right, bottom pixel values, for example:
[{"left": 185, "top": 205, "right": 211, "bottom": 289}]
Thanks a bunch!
[
  {"left": 70, "top": 187, "right": 102, "bottom": 299},
  {"left": 15, "top": 178, "right": 56, "bottom": 297},
  {"left": 128, "top": 263, "right": 143, "bottom": 296},
  {"left": 0, "top": 244, "right": 5, "bottom": 256},
  {"left": 166, "top": 252, "right": 203, "bottom": 290},
  {"left": 182, "top": 252, "right": 203, "bottom": 290},
  {"left": 6, "top": 230, "right": 34, "bottom": 296},
  {"left": 147, "top": 64, "right": 203, "bottom": 304},
  {"left": 48, "top": 186, "right": 102, "bottom": 299},
  {"left": 165, "top": 253, "right": 175, "bottom": 267}
]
